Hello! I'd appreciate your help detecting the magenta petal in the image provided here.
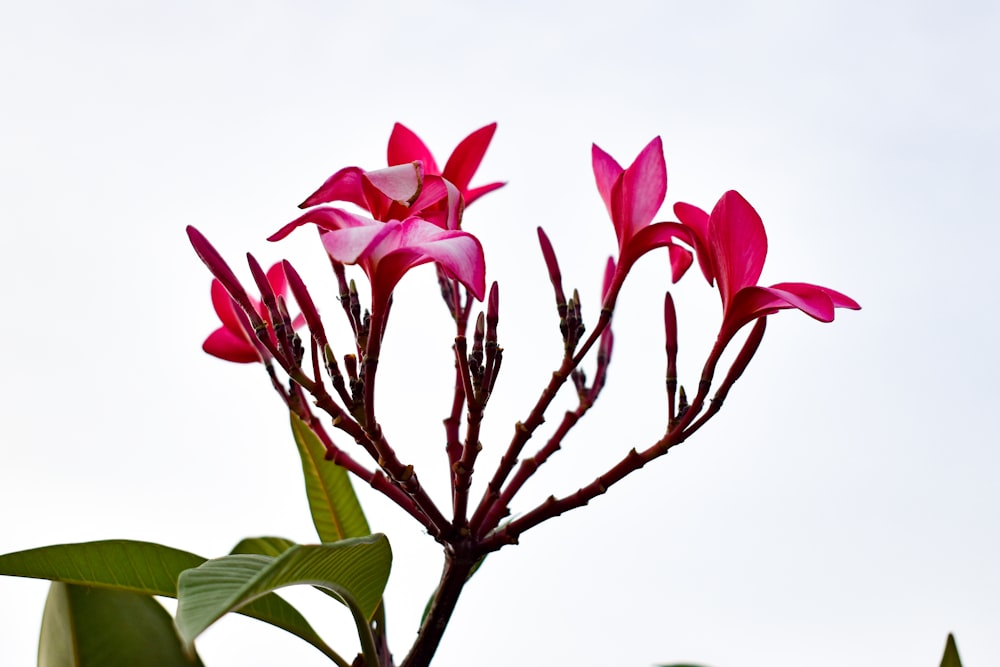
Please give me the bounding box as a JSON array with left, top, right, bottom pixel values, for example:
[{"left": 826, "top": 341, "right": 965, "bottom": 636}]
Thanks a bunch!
[
  {"left": 673, "top": 201, "right": 715, "bottom": 286},
  {"left": 300, "top": 166, "right": 368, "bottom": 210},
  {"left": 668, "top": 244, "right": 693, "bottom": 283},
  {"left": 443, "top": 122, "right": 498, "bottom": 192},
  {"left": 772, "top": 282, "right": 861, "bottom": 311},
  {"left": 620, "top": 136, "right": 666, "bottom": 239},
  {"left": 601, "top": 257, "right": 616, "bottom": 301},
  {"left": 269, "top": 207, "right": 372, "bottom": 242},
  {"left": 722, "top": 284, "right": 836, "bottom": 342},
  {"left": 464, "top": 181, "right": 505, "bottom": 206},
  {"left": 211, "top": 280, "right": 247, "bottom": 334},
  {"left": 592, "top": 143, "right": 623, "bottom": 217},
  {"left": 264, "top": 262, "right": 288, "bottom": 296},
  {"left": 710, "top": 190, "right": 768, "bottom": 304},
  {"left": 203, "top": 327, "right": 259, "bottom": 363},
  {"left": 618, "top": 221, "right": 693, "bottom": 275},
  {"left": 387, "top": 123, "right": 440, "bottom": 174}
]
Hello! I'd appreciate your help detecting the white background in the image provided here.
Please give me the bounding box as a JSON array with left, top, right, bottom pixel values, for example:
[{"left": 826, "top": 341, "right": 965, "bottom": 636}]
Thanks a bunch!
[{"left": 1, "top": 1, "right": 997, "bottom": 666}]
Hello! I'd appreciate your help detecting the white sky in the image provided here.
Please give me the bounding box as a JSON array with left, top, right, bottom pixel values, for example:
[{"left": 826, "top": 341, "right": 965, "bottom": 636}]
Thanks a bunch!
[{"left": 1, "top": 1, "right": 998, "bottom": 666}]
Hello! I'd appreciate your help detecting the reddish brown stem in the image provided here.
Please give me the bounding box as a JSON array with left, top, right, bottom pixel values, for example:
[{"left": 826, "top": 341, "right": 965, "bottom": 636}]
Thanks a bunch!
[
  {"left": 399, "top": 548, "right": 477, "bottom": 667},
  {"left": 467, "top": 306, "right": 613, "bottom": 536}
]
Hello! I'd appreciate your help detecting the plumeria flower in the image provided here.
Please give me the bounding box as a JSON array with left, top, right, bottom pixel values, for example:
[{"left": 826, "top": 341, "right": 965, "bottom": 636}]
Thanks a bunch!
[
  {"left": 388, "top": 122, "right": 505, "bottom": 207},
  {"left": 674, "top": 190, "right": 860, "bottom": 344},
  {"left": 299, "top": 161, "right": 464, "bottom": 230},
  {"left": 269, "top": 208, "right": 486, "bottom": 315},
  {"left": 203, "top": 262, "right": 304, "bottom": 363},
  {"left": 592, "top": 136, "right": 694, "bottom": 298}
]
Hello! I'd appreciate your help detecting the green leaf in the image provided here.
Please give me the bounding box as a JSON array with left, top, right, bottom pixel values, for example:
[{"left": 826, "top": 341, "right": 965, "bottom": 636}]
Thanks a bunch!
[
  {"left": 230, "top": 536, "right": 297, "bottom": 557},
  {"left": 0, "top": 540, "right": 202, "bottom": 597},
  {"left": 290, "top": 412, "right": 371, "bottom": 542},
  {"left": 940, "top": 633, "right": 963, "bottom": 667},
  {"left": 176, "top": 536, "right": 391, "bottom": 667},
  {"left": 39, "top": 582, "right": 204, "bottom": 667},
  {"left": 0, "top": 540, "right": 339, "bottom": 662}
]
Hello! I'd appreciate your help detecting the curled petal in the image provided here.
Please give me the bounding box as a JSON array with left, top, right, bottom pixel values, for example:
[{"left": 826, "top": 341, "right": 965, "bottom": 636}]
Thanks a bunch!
[
  {"left": 363, "top": 162, "right": 423, "bottom": 205},
  {"left": 721, "top": 282, "right": 854, "bottom": 343},
  {"left": 771, "top": 282, "right": 861, "bottom": 311},
  {"left": 268, "top": 206, "right": 373, "bottom": 242},
  {"left": 617, "top": 221, "right": 694, "bottom": 280}
]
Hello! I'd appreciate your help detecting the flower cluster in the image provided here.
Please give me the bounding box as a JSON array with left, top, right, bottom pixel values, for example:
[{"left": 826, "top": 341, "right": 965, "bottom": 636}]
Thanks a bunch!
[{"left": 186, "top": 123, "right": 858, "bottom": 667}]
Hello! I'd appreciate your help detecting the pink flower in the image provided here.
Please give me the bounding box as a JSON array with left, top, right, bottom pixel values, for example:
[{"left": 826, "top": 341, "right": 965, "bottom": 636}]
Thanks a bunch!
[
  {"left": 269, "top": 208, "right": 485, "bottom": 314},
  {"left": 674, "top": 190, "right": 860, "bottom": 343},
  {"left": 388, "top": 122, "right": 505, "bottom": 207},
  {"left": 592, "top": 137, "right": 693, "bottom": 289},
  {"left": 203, "top": 262, "right": 302, "bottom": 363},
  {"left": 299, "top": 162, "right": 463, "bottom": 230}
]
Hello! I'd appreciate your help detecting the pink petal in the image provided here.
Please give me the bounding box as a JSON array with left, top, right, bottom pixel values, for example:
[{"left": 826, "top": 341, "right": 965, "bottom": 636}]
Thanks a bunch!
[
  {"left": 710, "top": 191, "right": 768, "bottom": 306},
  {"left": 619, "top": 136, "right": 666, "bottom": 239},
  {"left": 673, "top": 201, "right": 715, "bottom": 286},
  {"left": 363, "top": 163, "right": 423, "bottom": 205},
  {"left": 390, "top": 218, "right": 486, "bottom": 299},
  {"left": 387, "top": 123, "right": 440, "bottom": 174},
  {"left": 591, "top": 143, "right": 623, "bottom": 217},
  {"left": 443, "top": 122, "right": 498, "bottom": 192},
  {"left": 320, "top": 221, "right": 400, "bottom": 265},
  {"left": 299, "top": 166, "right": 368, "bottom": 210},
  {"left": 202, "top": 326, "right": 259, "bottom": 363}
]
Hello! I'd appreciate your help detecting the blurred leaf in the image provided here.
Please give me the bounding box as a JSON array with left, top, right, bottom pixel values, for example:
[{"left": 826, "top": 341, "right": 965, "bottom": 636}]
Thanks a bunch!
[
  {"left": 175, "top": 535, "right": 391, "bottom": 647},
  {"left": 230, "top": 536, "right": 297, "bottom": 557},
  {"left": 940, "top": 633, "right": 963, "bottom": 667},
  {"left": 290, "top": 412, "right": 371, "bottom": 542},
  {"left": 0, "top": 540, "right": 202, "bottom": 597},
  {"left": 39, "top": 582, "right": 203, "bottom": 667},
  {"left": 0, "top": 539, "right": 338, "bottom": 662}
]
